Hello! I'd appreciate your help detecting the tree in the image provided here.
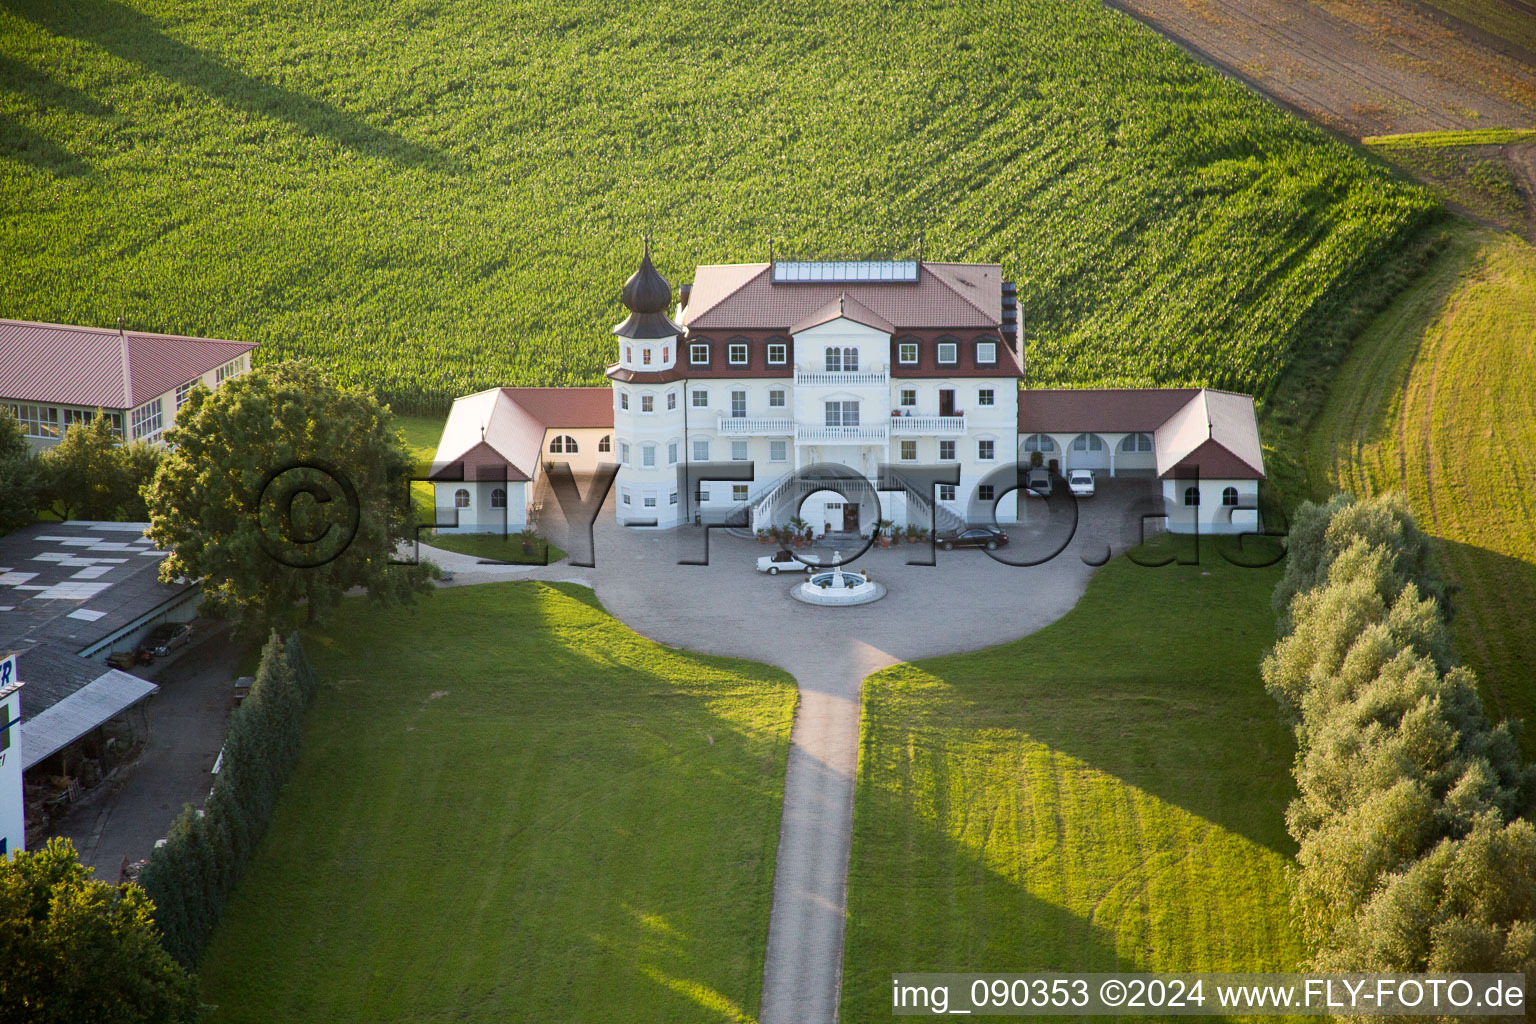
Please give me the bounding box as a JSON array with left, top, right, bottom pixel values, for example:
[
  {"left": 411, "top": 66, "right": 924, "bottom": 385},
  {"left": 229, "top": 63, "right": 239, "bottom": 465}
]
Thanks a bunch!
[
  {"left": 0, "top": 837, "right": 198, "bottom": 1023},
  {"left": 0, "top": 406, "right": 39, "bottom": 534},
  {"left": 145, "top": 360, "right": 432, "bottom": 631},
  {"left": 34, "top": 414, "right": 160, "bottom": 522}
]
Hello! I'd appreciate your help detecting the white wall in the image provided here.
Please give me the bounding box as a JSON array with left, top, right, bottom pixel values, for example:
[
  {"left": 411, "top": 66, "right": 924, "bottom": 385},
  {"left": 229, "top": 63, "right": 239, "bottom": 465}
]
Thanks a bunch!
[
  {"left": 434, "top": 480, "right": 528, "bottom": 533},
  {"left": 1161, "top": 478, "right": 1261, "bottom": 534}
]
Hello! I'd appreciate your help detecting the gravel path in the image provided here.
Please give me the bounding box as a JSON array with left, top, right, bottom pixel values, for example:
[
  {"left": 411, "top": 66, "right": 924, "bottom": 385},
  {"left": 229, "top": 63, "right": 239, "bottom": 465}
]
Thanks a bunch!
[{"left": 412, "top": 481, "right": 1156, "bottom": 1022}]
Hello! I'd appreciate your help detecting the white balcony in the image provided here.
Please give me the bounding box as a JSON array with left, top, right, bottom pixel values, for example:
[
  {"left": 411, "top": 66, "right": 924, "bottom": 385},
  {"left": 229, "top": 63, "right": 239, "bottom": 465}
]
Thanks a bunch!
[
  {"left": 717, "top": 415, "right": 794, "bottom": 436},
  {"left": 794, "top": 366, "right": 889, "bottom": 387},
  {"left": 795, "top": 424, "right": 890, "bottom": 445},
  {"left": 890, "top": 414, "right": 967, "bottom": 436}
]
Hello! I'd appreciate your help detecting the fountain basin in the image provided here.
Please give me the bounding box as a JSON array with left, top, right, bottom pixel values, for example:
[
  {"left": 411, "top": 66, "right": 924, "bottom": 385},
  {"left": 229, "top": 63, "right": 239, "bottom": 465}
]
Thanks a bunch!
[{"left": 792, "top": 568, "right": 886, "bottom": 607}]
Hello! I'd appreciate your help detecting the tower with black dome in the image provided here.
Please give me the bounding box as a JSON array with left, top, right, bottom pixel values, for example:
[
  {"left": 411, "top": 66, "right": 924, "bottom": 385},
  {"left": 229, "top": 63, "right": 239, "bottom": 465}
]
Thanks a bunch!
[{"left": 607, "top": 238, "right": 687, "bottom": 526}]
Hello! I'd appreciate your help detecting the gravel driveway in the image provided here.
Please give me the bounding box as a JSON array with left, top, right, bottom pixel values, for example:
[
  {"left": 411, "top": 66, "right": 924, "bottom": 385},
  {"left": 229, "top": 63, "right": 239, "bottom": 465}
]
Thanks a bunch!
[{"left": 416, "top": 478, "right": 1160, "bottom": 1023}]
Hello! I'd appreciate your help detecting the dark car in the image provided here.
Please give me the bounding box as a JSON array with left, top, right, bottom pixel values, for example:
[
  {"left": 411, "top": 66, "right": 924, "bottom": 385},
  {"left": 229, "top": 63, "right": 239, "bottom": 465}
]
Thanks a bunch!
[
  {"left": 935, "top": 526, "right": 1010, "bottom": 551},
  {"left": 137, "top": 622, "right": 192, "bottom": 658}
]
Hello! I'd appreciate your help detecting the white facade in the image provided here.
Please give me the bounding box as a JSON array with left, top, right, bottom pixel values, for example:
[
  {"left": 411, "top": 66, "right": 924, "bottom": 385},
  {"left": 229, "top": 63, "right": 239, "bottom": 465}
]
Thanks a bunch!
[
  {"left": 432, "top": 427, "right": 613, "bottom": 533},
  {"left": 0, "top": 655, "right": 23, "bottom": 858},
  {"left": 612, "top": 314, "right": 1022, "bottom": 531},
  {"left": 1161, "top": 478, "right": 1261, "bottom": 535}
]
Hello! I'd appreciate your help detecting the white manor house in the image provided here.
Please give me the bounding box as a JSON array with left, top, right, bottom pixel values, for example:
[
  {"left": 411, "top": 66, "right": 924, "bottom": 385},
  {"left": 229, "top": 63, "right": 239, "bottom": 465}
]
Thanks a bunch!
[{"left": 432, "top": 247, "right": 1266, "bottom": 536}]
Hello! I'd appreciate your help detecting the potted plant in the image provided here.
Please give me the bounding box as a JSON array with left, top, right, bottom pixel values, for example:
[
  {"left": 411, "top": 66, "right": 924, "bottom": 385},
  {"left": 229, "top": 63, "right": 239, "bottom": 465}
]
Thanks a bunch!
[
  {"left": 904, "top": 523, "right": 922, "bottom": 544},
  {"left": 518, "top": 528, "right": 539, "bottom": 557},
  {"left": 1030, "top": 449, "right": 1044, "bottom": 468},
  {"left": 756, "top": 529, "right": 769, "bottom": 544},
  {"left": 875, "top": 518, "right": 895, "bottom": 548},
  {"left": 788, "top": 515, "right": 809, "bottom": 548}
]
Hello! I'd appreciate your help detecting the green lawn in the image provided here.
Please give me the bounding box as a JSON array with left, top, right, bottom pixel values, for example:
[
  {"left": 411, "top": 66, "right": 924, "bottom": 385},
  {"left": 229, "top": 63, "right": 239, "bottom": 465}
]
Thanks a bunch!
[
  {"left": 197, "top": 582, "right": 798, "bottom": 1023},
  {"left": 842, "top": 537, "right": 1304, "bottom": 1020},
  {"left": 1, "top": 0, "right": 1433, "bottom": 412},
  {"left": 1303, "top": 224, "right": 1536, "bottom": 752}
]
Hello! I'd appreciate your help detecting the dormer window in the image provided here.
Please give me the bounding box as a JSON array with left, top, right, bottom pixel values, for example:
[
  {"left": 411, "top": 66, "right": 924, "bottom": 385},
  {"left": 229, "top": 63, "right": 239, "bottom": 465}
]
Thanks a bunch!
[
  {"left": 976, "top": 341, "right": 997, "bottom": 365},
  {"left": 690, "top": 343, "right": 709, "bottom": 365},
  {"left": 729, "top": 342, "right": 748, "bottom": 365},
  {"left": 898, "top": 342, "right": 918, "bottom": 364},
  {"left": 937, "top": 342, "right": 957, "bottom": 364},
  {"left": 768, "top": 342, "right": 787, "bottom": 364}
]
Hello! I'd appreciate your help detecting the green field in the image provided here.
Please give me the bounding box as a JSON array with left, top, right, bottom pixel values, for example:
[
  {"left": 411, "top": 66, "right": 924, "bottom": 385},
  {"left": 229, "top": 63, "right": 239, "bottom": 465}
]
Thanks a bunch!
[
  {"left": 841, "top": 538, "right": 1303, "bottom": 1020},
  {"left": 1418, "top": 0, "right": 1536, "bottom": 57},
  {"left": 1303, "top": 225, "right": 1536, "bottom": 753},
  {"left": 1, "top": 0, "right": 1433, "bottom": 412},
  {"left": 196, "top": 581, "right": 798, "bottom": 1023}
]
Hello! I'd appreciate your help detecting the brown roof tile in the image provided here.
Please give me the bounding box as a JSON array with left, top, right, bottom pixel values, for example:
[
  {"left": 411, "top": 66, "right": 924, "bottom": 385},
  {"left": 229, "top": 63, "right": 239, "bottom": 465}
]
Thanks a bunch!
[
  {"left": 681, "top": 261, "right": 1002, "bottom": 331},
  {"left": 1017, "top": 388, "right": 1202, "bottom": 434}
]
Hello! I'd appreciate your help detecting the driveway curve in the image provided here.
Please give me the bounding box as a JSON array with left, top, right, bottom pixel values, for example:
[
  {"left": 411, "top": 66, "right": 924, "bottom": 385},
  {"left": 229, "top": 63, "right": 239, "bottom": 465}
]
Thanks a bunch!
[{"left": 412, "top": 481, "right": 1157, "bottom": 1023}]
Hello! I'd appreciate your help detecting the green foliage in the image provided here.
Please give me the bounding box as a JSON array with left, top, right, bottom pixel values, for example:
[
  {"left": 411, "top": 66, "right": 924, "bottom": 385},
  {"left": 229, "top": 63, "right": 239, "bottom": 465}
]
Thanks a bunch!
[
  {"left": 138, "top": 632, "right": 318, "bottom": 968},
  {"left": 144, "top": 360, "right": 432, "bottom": 633},
  {"left": 0, "top": 837, "right": 199, "bottom": 1023},
  {"left": 1272, "top": 491, "right": 1444, "bottom": 631},
  {"left": 0, "top": 406, "right": 39, "bottom": 534},
  {"left": 34, "top": 414, "right": 161, "bottom": 522},
  {"left": 1260, "top": 492, "right": 1536, "bottom": 973},
  {"left": 0, "top": 0, "right": 1434, "bottom": 414}
]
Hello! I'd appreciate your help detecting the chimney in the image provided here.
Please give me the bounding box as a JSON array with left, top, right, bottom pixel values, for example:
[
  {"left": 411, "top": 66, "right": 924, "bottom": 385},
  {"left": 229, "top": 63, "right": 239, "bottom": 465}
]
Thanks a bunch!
[{"left": 678, "top": 282, "right": 691, "bottom": 317}]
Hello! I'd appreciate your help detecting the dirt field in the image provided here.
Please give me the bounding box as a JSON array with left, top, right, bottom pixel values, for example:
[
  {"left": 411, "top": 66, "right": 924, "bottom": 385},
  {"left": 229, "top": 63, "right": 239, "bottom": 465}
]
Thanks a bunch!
[{"left": 1107, "top": 0, "right": 1536, "bottom": 231}]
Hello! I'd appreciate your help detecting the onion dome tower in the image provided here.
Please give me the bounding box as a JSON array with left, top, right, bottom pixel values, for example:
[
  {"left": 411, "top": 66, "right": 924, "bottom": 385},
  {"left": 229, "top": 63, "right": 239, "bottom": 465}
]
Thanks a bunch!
[{"left": 613, "top": 237, "right": 683, "bottom": 342}]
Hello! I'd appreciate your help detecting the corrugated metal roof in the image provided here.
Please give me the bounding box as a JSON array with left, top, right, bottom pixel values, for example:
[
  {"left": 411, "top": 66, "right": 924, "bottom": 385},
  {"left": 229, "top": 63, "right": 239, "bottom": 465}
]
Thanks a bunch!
[
  {"left": 0, "top": 319, "right": 257, "bottom": 408},
  {"left": 21, "top": 669, "right": 158, "bottom": 770},
  {"left": 681, "top": 261, "right": 1002, "bottom": 331}
]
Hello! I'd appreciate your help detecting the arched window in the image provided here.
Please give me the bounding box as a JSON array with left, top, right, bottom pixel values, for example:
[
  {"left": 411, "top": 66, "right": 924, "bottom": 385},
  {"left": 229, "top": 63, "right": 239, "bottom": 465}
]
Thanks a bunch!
[
  {"left": 825, "top": 347, "right": 843, "bottom": 372},
  {"left": 1184, "top": 486, "right": 1200, "bottom": 506},
  {"left": 1119, "top": 432, "right": 1153, "bottom": 453},
  {"left": 490, "top": 488, "right": 507, "bottom": 509},
  {"left": 1022, "top": 433, "right": 1057, "bottom": 453},
  {"left": 1071, "top": 433, "right": 1104, "bottom": 451},
  {"left": 1222, "top": 486, "right": 1239, "bottom": 507},
  {"left": 549, "top": 435, "right": 578, "bottom": 454},
  {"left": 843, "top": 347, "right": 859, "bottom": 372},
  {"left": 454, "top": 488, "right": 470, "bottom": 509},
  {"left": 598, "top": 435, "right": 612, "bottom": 453}
]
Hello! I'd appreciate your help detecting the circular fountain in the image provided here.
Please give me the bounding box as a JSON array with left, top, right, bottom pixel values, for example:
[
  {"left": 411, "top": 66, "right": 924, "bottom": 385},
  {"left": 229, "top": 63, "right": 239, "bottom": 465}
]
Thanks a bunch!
[{"left": 791, "top": 552, "right": 886, "bottom": 607}]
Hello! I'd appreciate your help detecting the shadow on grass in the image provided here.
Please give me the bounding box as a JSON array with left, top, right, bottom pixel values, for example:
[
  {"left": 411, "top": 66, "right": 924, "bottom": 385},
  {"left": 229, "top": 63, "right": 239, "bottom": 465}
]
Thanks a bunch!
[
  {"left": 0, "top": 109, "right": 91, "bottom": 176},
  {"left": 197, "top": 581, "right": 796, "bottom": 1023},
  {"left": 842, "top": 767, "right": 1268, "bottom": 1024},
  {"left": 3, "top": 0, "right": 448, "bottom": 169}
]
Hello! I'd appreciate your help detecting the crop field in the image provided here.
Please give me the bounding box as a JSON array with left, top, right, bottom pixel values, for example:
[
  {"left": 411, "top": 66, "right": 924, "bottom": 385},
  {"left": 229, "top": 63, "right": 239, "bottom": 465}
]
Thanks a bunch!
[
  {"left": 197, "top": 581, "right": 798, "bottom": 1022},
  {"left": 1, "top": 0, "right": 1433, "bottom": 412},
  {"left": 842, "top": 538, "right": 1303, "bottom": 1020},
  {"left": 1303, "top": 225, "right": 1536, "bottom": 754}
]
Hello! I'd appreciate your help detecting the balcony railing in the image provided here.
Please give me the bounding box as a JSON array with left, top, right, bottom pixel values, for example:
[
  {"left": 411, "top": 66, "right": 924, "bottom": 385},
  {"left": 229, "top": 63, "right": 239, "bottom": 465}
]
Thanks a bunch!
[
  {"left": 890, "top": 414, "right": 967, "bottom": 435},
  {"left": 717, "top": 415, "right": 795, "bottom": 436},
  {"left": 794, "top": 366, "right": 889, "bottom": 387},
  {"left": 795, "top": 424, "right": 890, "bottom": 445}
]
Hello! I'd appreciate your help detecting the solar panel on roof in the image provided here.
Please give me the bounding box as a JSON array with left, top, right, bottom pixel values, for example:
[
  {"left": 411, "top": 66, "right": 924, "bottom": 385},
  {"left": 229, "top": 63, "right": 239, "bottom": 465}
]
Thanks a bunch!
[{"left": 771, "top": 260, "right": 919, "bottom": 283}]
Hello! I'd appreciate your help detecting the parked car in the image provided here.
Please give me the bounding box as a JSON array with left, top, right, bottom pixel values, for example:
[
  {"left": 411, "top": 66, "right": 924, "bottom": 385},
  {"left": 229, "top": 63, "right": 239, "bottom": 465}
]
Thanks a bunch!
[
  {"left": 757, "top": 549, "right": 821, "bottom": 574},
  {"left": 1025, "top": 467, "right": 1051, "bottom": 497},
  {"left": 935, "top": 526, "right": 1010, "bottom": 551},
  {"left": 1067, "top": 469, "right": 1096, "bottom": 497},
  {"left": 137, "top": 622, "right": 192, "bottom": 658}
]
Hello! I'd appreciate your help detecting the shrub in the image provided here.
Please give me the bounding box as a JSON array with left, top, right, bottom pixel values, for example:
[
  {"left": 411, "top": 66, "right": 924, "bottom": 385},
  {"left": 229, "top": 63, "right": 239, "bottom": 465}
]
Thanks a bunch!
[{"left": 139, "top": 632, "right": 320, "bottom": 966}]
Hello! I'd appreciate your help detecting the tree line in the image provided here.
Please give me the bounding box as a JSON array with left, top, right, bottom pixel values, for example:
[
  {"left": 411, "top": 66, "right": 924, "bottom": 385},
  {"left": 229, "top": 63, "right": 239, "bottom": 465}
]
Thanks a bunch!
[
  {"left": 1262, "top": 493, "right": 1535, "bottom": 972},
  {"left": 0, "top": 408, "right": 164, "bottom": 532}
]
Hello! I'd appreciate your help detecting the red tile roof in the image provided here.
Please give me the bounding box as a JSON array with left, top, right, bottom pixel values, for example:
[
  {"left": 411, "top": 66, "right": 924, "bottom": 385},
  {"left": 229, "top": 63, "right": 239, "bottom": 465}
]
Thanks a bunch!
[
  {"left": 0, "top": 319, "right": 257, "bottom": 409},
  {"left": 790, "top": 293, "right": 897, "bottom": 335},
  {"left": 1017, "top": 388, "right": 1201, "bottom": 433},
  {"left": 681, "top": 261, "right": 1002, "bottom": 331}
]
